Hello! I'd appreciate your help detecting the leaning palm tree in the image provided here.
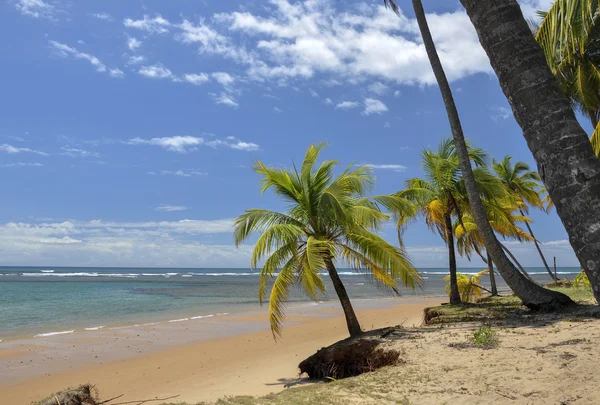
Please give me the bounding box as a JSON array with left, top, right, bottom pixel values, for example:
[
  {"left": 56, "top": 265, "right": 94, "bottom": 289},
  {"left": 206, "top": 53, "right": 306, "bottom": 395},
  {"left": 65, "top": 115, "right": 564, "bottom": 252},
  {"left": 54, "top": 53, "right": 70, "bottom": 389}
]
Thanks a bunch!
[
  {"left": 455, "top": 198, "right": 536, "bottom": 296},
  {"left": 385, "top": 0, "right": 573, "bottom": 309},
  {"left": 457, "top": 0, "right": 595, "bottom": 305},
  {"left": 493, "top": 156, "right": 557, "bottom": 280},
  {"left": 535, "top": 0, "right": 600, "bottom": 156},
  {"left": 234, "top": 144, "right": 422, "bottom": 338},
  {"left": 397, "top": 138, "right": 503, "bottom": 304}
]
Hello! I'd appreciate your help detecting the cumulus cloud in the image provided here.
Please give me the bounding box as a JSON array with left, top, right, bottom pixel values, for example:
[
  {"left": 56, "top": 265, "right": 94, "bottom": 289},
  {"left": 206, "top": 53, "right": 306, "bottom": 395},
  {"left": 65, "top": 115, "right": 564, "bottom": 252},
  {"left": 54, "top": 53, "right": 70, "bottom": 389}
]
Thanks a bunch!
[
  {"left": 184, "top": 73, "right": 210, "bottom": 85},
  {"left": 335, "top": 101, "right": 360, "bottom": 110},
  {"left": 92, "top": 12, "right": 113, "bottom": 21},
  {"left": 0, "top": 144, "right": 48, "bottom": 156},
  {"left": 212, "top": 92, "right": 239, "bottom": 107},
  {"left": 14, "top": 0, "right": 57, "bottom": 19},
  {"left": 123, "top": 14, "right": 170, "bottom": 34},
  {"left": 127, "top": 135, "right": 259, "bottom": 153},
  {"left": 362, "top": 98, "right": 388, "bottom": 115},
  {"left": 367, "top": 82, "right": 389, "bottom": 95},
  {"left": 138, "top": 64, "right": 174, "bottom": 79},
  {"left": 0, "top": 218, "right": 257, "bottom": 267},
  {"left": 127, "top": 37, "right": 142, "bottom": 51}
]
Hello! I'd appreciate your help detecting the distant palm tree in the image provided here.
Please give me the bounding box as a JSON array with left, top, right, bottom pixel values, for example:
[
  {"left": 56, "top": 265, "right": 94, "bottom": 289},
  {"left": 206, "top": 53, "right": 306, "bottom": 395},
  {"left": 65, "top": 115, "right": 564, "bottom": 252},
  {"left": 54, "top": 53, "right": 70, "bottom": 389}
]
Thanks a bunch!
[
  {"left": 397, "top": 138, "right": 504, "bottom": 304},
  {"left": 234, "top": 144, "right": 422, "bottom": 338},
  {"left": 444, "top": 270, "right": 490, "bottom": 303},
  {"left": 492, "top": 156, "right": 557, "bottom": 280},
  {"left": 455, "top": 198, "right": 535, "bottom": 296},
  {"left": 536, "top": 0, "right": 600, "bottom": 156}
]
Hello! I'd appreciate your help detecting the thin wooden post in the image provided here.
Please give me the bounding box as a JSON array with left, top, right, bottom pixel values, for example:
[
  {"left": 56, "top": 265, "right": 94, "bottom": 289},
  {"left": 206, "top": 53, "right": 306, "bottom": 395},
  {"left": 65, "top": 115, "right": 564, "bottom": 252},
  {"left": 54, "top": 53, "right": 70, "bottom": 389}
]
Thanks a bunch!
[{"left": 554, "top": 257, "right": 557, "bottom": 280}]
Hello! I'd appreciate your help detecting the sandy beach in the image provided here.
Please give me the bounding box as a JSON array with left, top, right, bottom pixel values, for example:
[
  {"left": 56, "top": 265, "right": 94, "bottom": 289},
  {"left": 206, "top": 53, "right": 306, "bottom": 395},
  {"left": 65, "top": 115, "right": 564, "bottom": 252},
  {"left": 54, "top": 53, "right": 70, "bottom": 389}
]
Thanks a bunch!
[{"left": 0, "top": 296, "right": 442, "bottom": 404}]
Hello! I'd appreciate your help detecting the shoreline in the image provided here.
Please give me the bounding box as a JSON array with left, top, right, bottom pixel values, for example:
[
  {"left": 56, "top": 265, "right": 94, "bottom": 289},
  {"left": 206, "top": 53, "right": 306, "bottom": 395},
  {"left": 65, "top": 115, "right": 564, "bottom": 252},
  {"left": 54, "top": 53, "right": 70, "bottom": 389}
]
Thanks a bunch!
[{"left": 0, "top": 296, "right": 443, "bottom": 404}]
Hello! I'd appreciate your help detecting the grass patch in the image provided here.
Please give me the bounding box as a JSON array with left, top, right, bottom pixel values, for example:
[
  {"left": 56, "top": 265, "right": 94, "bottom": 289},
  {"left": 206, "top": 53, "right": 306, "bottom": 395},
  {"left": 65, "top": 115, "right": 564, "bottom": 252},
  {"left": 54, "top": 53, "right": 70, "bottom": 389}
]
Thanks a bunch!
[{"left": 472, "top": 326, "right": 499, "bottom": 348}]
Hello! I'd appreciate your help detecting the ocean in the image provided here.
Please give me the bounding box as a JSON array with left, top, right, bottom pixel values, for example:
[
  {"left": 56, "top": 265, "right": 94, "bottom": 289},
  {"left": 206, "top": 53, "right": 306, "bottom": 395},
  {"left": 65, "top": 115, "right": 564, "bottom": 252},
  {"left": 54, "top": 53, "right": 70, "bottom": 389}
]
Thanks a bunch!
[{"left": 0, "top": 266, "right": 581, "bottom": 340}]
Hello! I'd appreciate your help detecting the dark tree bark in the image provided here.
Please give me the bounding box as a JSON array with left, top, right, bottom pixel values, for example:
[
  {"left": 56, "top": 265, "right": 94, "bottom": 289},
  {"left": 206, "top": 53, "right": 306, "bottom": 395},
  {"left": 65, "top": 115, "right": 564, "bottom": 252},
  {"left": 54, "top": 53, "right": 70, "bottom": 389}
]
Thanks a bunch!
[
  {"left": 445, "top": 212, "right": 462, "bottom": 304},
  {"left": 487, "top": 252, "right": 499, "bottom": 296},
  {"left": 326, "top": 259, "right": 362, "bottom": 337},
  {"left": 411, "top": 0, "right": 574, "bottom": 309},
  {"left": 460, "top": 0, "right": 600, "bottom": 303},
  {"left": 519, "top": 208, "right": 557, "bottom": 280}
]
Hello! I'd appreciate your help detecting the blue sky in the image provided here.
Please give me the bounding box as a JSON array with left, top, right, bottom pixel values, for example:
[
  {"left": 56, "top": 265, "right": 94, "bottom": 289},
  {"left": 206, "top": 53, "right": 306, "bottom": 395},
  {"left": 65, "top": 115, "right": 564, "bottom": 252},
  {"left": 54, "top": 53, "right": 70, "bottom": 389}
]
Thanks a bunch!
[{"left": 0, "top": 0, "right": 580, "bottom": 268}]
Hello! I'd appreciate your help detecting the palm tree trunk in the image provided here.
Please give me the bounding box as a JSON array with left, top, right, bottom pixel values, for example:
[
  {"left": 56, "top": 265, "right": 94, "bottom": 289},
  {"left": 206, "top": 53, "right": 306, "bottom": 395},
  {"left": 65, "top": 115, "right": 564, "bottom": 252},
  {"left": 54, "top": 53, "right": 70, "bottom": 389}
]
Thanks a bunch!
[
  {"left": 487, "top": 252, "right": 498, "bottom": 296},
  {"left": 501, "top": 244, "right": 534, "bottom": 282},
  {"left": 411, "top": 0, "right": 574, "bottom": 309},
  {"left": 519, "top": 208, "right": 557, "bottom": 280},
  {"left": 459, "top": 0, "right": 600, "bottom": 304},
  {"left": 445, "top": 212, "right": 462, "bottom": 304},
  {"left": 325, "top": 258, "right": 362, "bottom": 337}
]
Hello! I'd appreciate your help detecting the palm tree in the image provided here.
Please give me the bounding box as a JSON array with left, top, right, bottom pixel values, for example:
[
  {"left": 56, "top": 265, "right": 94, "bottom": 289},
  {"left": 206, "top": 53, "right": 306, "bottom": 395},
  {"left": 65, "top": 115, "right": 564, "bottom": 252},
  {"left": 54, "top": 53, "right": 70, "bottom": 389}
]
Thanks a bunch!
[
  {"left": 535, "top": 0, "right": 600, "bottom": 156},
  {"left": 234, "top": 144, "right": 422, "bottom": 338},
  {"left": 455, "top": 199, "right": 536, "bottom": 295},
  {"left": 397, "top": 138, "right": 504, "bottom": 304},
  {"left": 458, "top": 0, "right": 595, "bottom": 305},
  {"left": 444, "top": 270, "right": 490, "bottom": 303},
  {"left": 385, "top": 0, "right": 574, "bottom": 308},
  {"left": 493, "top": 156, "right": 557, "bottom": 280}
]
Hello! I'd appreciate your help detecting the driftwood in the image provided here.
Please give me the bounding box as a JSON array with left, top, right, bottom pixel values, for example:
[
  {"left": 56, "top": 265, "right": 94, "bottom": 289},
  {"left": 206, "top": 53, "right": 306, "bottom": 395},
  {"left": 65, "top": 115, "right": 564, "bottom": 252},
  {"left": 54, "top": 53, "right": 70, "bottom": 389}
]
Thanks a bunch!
[{"left": 34, "top": 385, "right": 179, "bottom": 405}]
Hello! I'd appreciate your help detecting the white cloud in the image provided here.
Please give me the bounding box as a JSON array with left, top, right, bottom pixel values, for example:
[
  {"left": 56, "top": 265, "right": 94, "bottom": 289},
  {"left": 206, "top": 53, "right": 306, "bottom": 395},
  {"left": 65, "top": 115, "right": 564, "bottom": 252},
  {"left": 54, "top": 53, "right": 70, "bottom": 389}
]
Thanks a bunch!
[
  {"left": 92, "top": 12, "right": 113, "bottom": 21},
  {"left": 148, "top": 170, "right": 207, "bottom": 177},
  {"left": 0, "top": 218, "right": 257, "bottom": 267},
  {"left": 110, "top": 68, "right": 125, "bottom": 78},
  {"left": 0, "top": 144, "right": 48, "bottom": 156},
  {"left": 124, "top": 14, "right": 170, "bottom": 34},
  {"left": 126, "top": 55, "right": 145, "bottom": 65},
  {"left": 138, "top": 64, "right": 174, "bottom": 79},
  {"left": 14, "top": 0, "right": 56, "bottom": 19},
  {"left": 211, "top": 72, "right": 235, "bottom": 87},
  {"left": 127, "top": 37, "right": 142, "bottom": 51},
  {"left": 128, "top": 135, "right": 259, "bottom": 152},
  {"left": 212, "top": 92, "right": 239, "bottom": 107},
  {"left": 128, "top": 136, "right": 203, "bottom": 153},
  {"left": 0, "top": 162, "right": 44, "bottom": 168},
  {"left": 365, "top": 164, "right": 407, "bottom": 172},
  {"left": 394, "top": 90, "right": 401, "bottom": 97},
  {"left": 184, "top": 73, "right": 210, "bottom": 85},
  {"left": 324, "top": 98, "right": 333, "bottom": 105},
  {"left": 155, "top": 205, "right": 188, "bottom": 212},
  {"left": 273, "top": 106, "right": 283, "bottom": 113},
  {"left": 50, "top": 41, "right": 124, "bottom": 78},
  {"left": 335, "top": 101, "right": 360, "bottom": 109},
  {"left": 367, "top": 82, "right": 389, "bottom": 95},
  {"left": 491, "top": 106, "right": 513, "bottom": 121},
  {"left": 362, "top": 98, "right": 388, "bottom": 115},
  {"left": 384, "top": 121, "right": 391, "bottom": 128},
  {"left": 309, "top": 88, "right": 319, "bottom": 97},
  {"left": 60, "top": 146, "right": 101, "bottom": 158}
]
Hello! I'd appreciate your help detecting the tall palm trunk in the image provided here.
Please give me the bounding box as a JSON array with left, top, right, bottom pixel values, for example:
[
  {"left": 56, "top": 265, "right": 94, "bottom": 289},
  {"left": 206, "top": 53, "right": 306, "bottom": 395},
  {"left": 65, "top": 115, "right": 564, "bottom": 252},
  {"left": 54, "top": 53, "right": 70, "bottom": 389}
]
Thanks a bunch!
[
  {"left": 325, "top": 258, "right": 362, "bottom": 337},
  {"left": 460, "top": 0, "right": 600, "bottom": 303},
  {"left": 445, "top": 212, "right": 462, "bottom": 304},
  {"left": 519, "top": 208, "right": 557, "bottom": 280},
  {"left": 411, "top": 0, "right": 573, "bottom": 309},
  {"left": 487, "top": 252, "right": 498, "bottom": 296}
]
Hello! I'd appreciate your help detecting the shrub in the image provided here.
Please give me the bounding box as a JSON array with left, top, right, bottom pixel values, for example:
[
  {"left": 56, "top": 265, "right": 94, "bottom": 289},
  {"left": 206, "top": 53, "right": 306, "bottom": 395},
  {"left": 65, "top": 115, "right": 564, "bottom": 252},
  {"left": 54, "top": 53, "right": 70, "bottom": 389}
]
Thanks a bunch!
[{"left": 473, "top": 326, "right": 499, "bottom": 348}]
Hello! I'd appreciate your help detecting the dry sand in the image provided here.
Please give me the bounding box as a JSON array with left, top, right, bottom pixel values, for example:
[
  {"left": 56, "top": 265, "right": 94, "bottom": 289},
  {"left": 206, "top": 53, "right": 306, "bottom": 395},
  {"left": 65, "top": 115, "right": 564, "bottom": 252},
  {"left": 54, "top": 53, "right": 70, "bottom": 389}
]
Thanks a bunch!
[{"left": 0, "top": 297, "right": 441, "bottom": 404}]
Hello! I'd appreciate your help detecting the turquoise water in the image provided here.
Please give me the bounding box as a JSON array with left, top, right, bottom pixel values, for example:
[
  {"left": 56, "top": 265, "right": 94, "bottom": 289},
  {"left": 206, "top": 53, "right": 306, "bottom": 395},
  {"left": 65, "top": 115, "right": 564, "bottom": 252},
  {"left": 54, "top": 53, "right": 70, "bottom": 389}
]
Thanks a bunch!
[{"left": 0, "top": 266, "right": 581, "bottom": 339}]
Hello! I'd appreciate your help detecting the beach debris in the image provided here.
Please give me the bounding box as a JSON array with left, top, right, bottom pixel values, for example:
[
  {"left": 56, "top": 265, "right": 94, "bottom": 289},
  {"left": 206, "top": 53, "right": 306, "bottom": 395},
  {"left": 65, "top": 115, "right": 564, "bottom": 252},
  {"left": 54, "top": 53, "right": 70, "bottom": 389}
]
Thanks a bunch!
[
  {"left": 299, "top": 335, "right": 402, "bottom": 380},
  {"left": 34, "top": 385, "right": 100, "bottom": 405},
  {"left": 34, "top": 385, "right": 180, "bottom": 405}
]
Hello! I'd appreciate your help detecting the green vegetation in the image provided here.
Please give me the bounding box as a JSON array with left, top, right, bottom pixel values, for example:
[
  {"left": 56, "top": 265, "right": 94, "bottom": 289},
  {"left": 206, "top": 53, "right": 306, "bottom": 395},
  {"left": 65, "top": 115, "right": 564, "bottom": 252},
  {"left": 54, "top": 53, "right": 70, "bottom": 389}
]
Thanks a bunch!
[
  {"left": 234, "top": 144, "right": 422, "bottom": 338},
  {"left": 574, "top": 270, "right": 592, "bottom": 290},
  {"left": 536, "top": 0, "right": 600, "bottom": 156},
  {"left": 444, "top": 270, "right": 489, "bottom": 303},
  {"left": 472, "top": 326, "right": 500, "bottom": 348}
]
